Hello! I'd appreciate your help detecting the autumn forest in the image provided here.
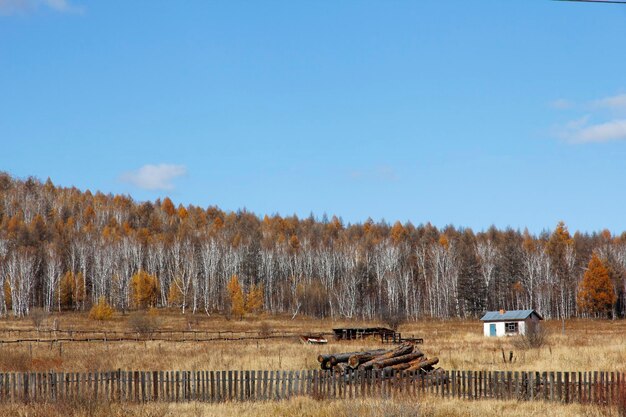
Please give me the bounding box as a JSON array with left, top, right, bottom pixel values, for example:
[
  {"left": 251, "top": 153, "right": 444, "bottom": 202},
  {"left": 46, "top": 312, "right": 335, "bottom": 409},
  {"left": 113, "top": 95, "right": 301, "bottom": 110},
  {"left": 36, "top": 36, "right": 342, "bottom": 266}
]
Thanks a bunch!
[{"left": 0, "top": 172, "right": 623, "bottom": 321}]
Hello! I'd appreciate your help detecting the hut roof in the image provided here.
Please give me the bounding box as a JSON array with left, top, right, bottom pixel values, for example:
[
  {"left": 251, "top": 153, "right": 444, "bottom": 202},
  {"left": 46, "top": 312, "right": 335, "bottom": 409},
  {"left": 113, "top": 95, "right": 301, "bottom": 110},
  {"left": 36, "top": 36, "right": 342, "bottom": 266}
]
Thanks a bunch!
[{"left": 480, "top": 309, "right": 543, "bottom": 322}]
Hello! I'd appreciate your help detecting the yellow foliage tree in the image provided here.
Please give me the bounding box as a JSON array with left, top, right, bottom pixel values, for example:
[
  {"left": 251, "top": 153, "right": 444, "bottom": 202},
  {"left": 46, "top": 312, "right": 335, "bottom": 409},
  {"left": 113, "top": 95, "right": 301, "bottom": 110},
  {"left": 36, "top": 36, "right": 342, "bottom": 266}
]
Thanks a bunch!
[
  {"left": 89, "top": 297, "right": 115, "bottom": 321},
  {"left": 161, "top": 197, "right": 176, "bottom": 217},
  {"left": 439, "top": 235, "right": 450, "bottom": 250},
  {"left": 167, "top": 279, "right": 183, "bottom": 307},
  {"left": 390, "top": 221, "right": 407, "bottom": 244},
  {"left": 59, "top": 271, "right": 85, "bottom": 310},
  {"left": 177, "top": 205, "right": 188, "bottom": 220},
  {"left": 245, "top": 283, "right": 264, "bottom": 314},
  {"left": 577, "top": 254, "right": 616, "bottom": 318},
  {"left": 227, "top": 275, "right": 245, "bottom": 319},
  {"left": 3, "top": 279, "right": 12, "bottom": 310},
  {"left": 289, "top": 235, "right": 300, "bottom": 251},
  {"left": 131, "top": 270, "right": 159, "bottom": 309}
]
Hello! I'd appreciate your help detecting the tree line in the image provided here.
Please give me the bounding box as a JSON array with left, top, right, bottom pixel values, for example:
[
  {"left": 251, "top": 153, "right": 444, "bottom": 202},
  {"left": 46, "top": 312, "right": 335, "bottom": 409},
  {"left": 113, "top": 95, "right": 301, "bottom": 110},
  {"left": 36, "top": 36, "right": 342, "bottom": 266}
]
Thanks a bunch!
[{"left": 0, "top": 172, "right": 623, "bottom": 320}]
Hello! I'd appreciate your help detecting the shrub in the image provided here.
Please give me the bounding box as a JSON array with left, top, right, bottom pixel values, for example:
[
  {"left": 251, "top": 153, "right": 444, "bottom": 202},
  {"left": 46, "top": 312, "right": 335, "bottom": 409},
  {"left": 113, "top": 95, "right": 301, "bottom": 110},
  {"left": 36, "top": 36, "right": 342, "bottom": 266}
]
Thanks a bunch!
[
  {"left": 512, "top": 321, "right": 548, "bottom": 349},
  {"left": 89, "top": 297, "right": 114, "bottom": 321},
  {"left": 30, "top": 308, "right": 47, "bottom": 330},
  {"left": 128, "top": 310, "right": 159, "bottom": 336},
  {"left": 258, "top": 321, "right": 273, "bottom": 337}
]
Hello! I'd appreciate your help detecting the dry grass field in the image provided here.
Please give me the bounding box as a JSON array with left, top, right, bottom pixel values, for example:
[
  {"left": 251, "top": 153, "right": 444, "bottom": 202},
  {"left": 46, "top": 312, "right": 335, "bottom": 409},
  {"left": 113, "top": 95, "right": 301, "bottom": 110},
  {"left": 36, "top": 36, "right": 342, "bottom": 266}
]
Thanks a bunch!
[
  {"left": 0, "top": 396, "right": 618, "bottom": 417},
  {"left": 0, "top": 311, "right": 625, "bottom": 373},
  {"left": 0, "top": 311, "right": 624, "bottom": 416}
]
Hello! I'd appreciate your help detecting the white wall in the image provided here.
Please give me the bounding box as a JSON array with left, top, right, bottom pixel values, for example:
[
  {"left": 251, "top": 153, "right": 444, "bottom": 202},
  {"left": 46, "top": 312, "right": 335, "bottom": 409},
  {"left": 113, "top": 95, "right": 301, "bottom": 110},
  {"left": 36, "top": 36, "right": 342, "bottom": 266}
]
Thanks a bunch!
[{"left": 483, "top": 321, "right": 526, "bottom": 337}]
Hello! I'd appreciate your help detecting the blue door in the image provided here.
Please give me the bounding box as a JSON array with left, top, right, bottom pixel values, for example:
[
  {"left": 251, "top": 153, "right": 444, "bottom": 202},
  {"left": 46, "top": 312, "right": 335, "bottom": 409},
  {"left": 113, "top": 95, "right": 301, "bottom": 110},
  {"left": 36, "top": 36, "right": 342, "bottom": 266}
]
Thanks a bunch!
[{"left": 489, "top": 323, "right": 496, "bottom": 337}]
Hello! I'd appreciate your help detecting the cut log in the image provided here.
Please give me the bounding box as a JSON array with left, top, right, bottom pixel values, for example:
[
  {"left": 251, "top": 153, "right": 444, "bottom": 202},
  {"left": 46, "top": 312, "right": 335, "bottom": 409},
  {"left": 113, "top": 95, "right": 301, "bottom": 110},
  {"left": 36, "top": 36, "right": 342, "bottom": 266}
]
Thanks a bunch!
[
  {"left": 359, "top": 343, "right": 414, "bottom": 370},
  {"left": 406, "top": 356, "right": 439, "bottom": 372},
  {"left": 330, "top": 349, "right": 388, "bottom": 366},
  {"left": 317, "top": 354, "right": 331, "bottom": 370},
  {"left": 319, "top": 349, "right": 389, "bottom": 369},
  {"left": 347, "top": 350, "right": 391, "bottom": 368},
  {"left": 372, "top": 351, "right": 424, "bottom": 369},
  {"left": 317, "top": 354, "right": 334, "bottom": 363},
  {"left": 332, "top": 363, "right": 351, "bottom": 373},
  {"left": 406, "top": 357, "right": 427, "bottom": 367},
  {"left": 384, "top": 362, "right": 412, "bottom": 372}
]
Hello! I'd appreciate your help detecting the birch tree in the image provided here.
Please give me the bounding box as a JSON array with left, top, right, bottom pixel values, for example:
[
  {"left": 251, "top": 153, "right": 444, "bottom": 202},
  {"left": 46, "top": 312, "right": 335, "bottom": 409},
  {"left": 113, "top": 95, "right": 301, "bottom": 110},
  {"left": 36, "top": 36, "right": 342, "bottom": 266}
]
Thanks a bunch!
[
  {"left": 44, "top": 245, "right": 62, "bottom": 312},
  {"left": 6, "top": 248, "right": 39, "bottom": 317}
]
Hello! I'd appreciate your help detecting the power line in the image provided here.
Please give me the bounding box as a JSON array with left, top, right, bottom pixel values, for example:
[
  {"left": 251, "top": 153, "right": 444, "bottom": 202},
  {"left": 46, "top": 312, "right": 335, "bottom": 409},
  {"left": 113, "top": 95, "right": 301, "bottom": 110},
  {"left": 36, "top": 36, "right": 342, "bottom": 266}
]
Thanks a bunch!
[{"left": 554, "top": 0, "right": 626, "bottom": 4}]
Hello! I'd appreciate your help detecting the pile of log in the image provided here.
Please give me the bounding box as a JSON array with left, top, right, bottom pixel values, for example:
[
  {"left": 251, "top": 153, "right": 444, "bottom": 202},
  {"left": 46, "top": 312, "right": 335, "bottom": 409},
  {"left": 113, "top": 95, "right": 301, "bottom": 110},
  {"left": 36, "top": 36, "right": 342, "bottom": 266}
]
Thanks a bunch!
[{"left": 317, "top": 342, "right": 442, "bottom": 377}]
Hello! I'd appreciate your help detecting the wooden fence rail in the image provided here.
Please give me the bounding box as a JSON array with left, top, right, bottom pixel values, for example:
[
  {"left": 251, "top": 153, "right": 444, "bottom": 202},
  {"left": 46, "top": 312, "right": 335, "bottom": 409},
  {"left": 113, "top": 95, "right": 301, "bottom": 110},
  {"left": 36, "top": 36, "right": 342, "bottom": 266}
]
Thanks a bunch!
[
  {"left": 0, "top": 369, "right": 621, "bottom": 405},
  {"left": 0, "top": 335, "right": 306, "bottom": 344},
  {"left": 0, "top": 329, "right": 336, "bottom": 344},
  {"left": 0, "top": 329, "right": 321, "bottom": 337}
]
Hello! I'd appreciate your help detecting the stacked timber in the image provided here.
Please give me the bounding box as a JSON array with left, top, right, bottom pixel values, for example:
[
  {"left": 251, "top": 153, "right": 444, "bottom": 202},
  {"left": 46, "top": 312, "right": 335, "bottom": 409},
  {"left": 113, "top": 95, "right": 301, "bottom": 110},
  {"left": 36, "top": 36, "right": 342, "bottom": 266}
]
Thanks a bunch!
[{"left": 317, "top": 342, "right": 442, "bottom": 378}]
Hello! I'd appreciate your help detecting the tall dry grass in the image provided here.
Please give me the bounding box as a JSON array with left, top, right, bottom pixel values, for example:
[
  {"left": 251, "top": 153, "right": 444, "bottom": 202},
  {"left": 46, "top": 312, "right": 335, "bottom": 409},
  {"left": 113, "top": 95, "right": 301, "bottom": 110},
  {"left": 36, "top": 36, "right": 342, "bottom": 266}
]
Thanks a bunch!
[
  {"left": 0, "top": 396, "right": 618, "bottom": 417},
  {"left": 1, "top": 312, "right": 625, "bottom": 373},
  {"left": 1, "top": 312, "right": 624, "bottom": 416}
]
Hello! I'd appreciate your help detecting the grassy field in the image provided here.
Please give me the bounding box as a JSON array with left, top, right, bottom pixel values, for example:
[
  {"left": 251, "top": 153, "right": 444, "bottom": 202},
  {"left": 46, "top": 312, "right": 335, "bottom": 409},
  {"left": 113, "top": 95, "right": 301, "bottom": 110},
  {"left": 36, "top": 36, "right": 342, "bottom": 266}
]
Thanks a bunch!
[
  {"left": 0, "top": 311, "right": 624, "bottom": 416},
  {"left": 0, "top": 396, "right": 618, "bottom": 417},
  {"left": 0, "top": 311, "right": 625, "bottom": 372}
]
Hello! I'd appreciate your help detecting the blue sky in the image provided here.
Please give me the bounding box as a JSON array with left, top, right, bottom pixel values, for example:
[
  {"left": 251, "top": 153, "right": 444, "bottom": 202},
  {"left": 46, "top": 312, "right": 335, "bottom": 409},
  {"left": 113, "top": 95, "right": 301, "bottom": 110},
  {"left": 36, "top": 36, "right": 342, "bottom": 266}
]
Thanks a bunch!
[{"left": 1, "top": 1, "right": 626, "bottom": 234}]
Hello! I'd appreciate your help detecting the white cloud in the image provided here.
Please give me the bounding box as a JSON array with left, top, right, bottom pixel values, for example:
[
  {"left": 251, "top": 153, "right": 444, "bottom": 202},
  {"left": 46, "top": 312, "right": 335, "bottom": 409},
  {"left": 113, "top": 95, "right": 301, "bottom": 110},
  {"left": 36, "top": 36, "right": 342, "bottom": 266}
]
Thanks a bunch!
[
  {"left": 120, "top": 164, "right": 187, "bottom": 191},
  {"left": 349, "top": 165, "right": 399, "bottom": 182},
  {"left": 573, "top": 119, "right": 626, "bottom": 143},
  {"left": 557, "top": 116, "right": 626, "bottom": 144},
  {"left": 550, "top": 99, "right": 574, "bottom": 110},
  {"left": 593, "top": 94, "right": 626, "bottom": 112},
  {"left": 552, "top": 93, "right": 626, "bottom": 144},
  {"left": 0, "top": 0, "right": 81, "bottom": 15}
]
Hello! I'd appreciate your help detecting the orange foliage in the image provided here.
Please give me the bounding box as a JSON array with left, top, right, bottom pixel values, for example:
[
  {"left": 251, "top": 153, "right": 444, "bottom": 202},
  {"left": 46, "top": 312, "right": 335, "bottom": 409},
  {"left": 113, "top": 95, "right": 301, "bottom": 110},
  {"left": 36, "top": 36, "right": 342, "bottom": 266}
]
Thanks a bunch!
[
  {"left": 60, "top": 272, "right": 85, "bottom": 310},
  {"left": 227, "top": 275, "right": 245, "bottom": 319},
  {"left": 89, "top": 297, "right": 115, "bottom": 321},
  {"left": 390, "top": 221, "right": 407, "bottom": 244},
  {"left": 245, "top": 283, "right": 264, "bottom": 314},
  {"left": 577, "top": 254, "right": 616, "bottom": 317},
  {"left": 177, "top": 205, "right": 188, "bottom": 220},
  {"left": 161, "top": 197, "right": 176, "bottom": 217},
  {"left": 131, "top": 270, "right": 159, "bottom": 309}
]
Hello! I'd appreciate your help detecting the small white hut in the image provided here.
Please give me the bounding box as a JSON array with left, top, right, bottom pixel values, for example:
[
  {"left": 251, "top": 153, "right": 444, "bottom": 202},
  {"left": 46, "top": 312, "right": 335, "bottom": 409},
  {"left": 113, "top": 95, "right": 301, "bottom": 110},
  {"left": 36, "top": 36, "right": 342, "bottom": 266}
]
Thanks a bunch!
[{"left": 480, "top": 309, "right": 543, "bottom": 337}]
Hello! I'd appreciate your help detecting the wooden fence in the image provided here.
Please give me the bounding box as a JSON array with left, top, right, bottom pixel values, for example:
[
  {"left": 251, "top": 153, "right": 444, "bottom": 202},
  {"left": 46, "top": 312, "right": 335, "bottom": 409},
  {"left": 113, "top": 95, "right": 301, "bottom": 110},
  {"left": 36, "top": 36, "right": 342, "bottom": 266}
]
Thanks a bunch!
[
  {"left": 0, "top": 369, "right": 622, "bottom": 404},
  {"left": 0, "top": 329, "right": 326, "bottom": 344},
  {"left": 0, "top": 329, "right": 313, "bottom": 337}
]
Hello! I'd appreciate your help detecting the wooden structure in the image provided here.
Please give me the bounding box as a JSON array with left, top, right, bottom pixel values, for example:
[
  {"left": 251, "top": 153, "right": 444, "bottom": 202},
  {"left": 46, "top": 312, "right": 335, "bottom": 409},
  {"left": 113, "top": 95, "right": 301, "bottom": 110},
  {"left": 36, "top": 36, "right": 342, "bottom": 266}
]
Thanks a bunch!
[
  {"left": 299, "top": 335, "right": 328, "bottom": 345},
  {"left": 0, "top": 329, "right": 322, "bottom": 344},
  {"left": 333, "top": 327, "right": 393, "bottom": 340},
  {"left": 317, "top": 343, "right": 436, "bottom": 375},
  {"left": 332, "top": 327, "right": 422, "bottom": 344},
  {"left": 0, "top": 368, "right": 621, "bottom": 404},
  {"left": 381, "top": 333, "right": 423, "bottom": 344},
  {"left": 480, "top": 309, "right": 543, "bottom": 337}
]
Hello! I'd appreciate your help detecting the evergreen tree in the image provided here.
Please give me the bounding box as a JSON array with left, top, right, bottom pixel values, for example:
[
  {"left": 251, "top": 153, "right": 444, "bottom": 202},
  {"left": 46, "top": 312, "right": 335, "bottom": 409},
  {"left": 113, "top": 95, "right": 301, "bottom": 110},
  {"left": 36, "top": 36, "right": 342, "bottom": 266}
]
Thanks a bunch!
[
  {"left": 577, "top": 254, "right": 616, "bottom": 318},
  {"left": 227, "top": 275, "right": 245, "bottom": 319},
  {"left": 131, "top": 270, "right": 159, "bottom": 309},
  {"left": 245, "top": 283, "right": 264, "bottom": 314}
]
